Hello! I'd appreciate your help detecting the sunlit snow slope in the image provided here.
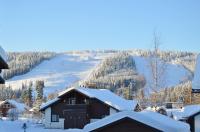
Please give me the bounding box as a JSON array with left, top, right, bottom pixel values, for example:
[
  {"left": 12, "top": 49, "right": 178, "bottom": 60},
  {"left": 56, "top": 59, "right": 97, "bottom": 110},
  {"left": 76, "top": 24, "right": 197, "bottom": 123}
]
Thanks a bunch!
[
  {"left": 133, "top": 56, "right": 192, "bottom": 92},
  {"left": 6, "top": 53, "right": 99, "bottom": 95}
]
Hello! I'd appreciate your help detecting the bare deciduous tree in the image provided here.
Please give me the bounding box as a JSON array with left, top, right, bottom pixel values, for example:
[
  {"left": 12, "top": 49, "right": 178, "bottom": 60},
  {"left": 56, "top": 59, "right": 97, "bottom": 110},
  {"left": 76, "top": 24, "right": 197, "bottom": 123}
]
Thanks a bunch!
[{"left": 148, "top": 32, "right": 167, "bottom": 95}]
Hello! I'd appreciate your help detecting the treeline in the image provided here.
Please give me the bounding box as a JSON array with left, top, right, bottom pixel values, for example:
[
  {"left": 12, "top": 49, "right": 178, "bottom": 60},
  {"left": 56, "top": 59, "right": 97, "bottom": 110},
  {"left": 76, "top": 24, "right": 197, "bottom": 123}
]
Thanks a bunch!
[
  {"left": 82, "top": 52, "right": 146, "bottom": 97},
  {"left": 146, "top": 81, "right": 192, "bottom": 105},
  {"left": 3, "top": 52, "right": 56, "bottom": 80},
  {"left": 129, "top": 49, "right": 197, "bottom": 72}
]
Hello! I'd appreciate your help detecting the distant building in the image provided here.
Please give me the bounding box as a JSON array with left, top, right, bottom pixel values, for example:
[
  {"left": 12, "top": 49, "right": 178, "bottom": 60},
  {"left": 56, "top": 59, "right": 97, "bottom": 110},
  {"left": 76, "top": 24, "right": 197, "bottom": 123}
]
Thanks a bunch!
[
  {"left": 40, "top": 87, "right": 139, "bottom": 129},
  {"left": 165, "top": 102, "right": 183, "bottom": 109},
  {"left": 0, "top": 100, "right": 27, "bottom": 117}
]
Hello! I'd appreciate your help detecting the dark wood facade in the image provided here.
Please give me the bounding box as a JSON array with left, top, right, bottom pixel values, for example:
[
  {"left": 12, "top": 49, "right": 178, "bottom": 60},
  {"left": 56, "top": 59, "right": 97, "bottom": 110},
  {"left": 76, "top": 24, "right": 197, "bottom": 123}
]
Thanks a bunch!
[
  {"left": 185, "top": 112, "right": 200, "bottom": 132},
  {"left": 0, "top": 102, "right": 15, "bottom": 117},
  {"left": 0, "top": 56, "right": 8, "bottom": 69},
  {"left": 90, "top": 117, "right": 162, "bottom": 132},
  {"left": 50, "top": 90, "right": 113, "bottom": 129}
]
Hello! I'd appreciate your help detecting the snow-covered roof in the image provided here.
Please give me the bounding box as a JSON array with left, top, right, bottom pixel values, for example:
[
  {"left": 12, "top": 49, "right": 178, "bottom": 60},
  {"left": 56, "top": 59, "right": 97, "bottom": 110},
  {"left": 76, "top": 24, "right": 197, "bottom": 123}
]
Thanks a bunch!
[
  {"left": 192, "top": 54, "right": 200, "bottom": 90},
  {"left": 167, "top": 105, "right": 200, "bottom": 120},
  {"left": 0, "top": 100, "right": 26, "bottom": 112},
  {"left": 83, "top": 111, "right": 190, "bottom": 132},
  {"left": 0, "top": 46, "right": 7, "bottom": 62},
  {"left": 59, "top": 87, "right": 138, "bottom": 111},
  {"left": 40, "top": 98, "right": 60, "bottom": 110},
  {"left": 41, "top": 87, "right": 138, "bottom": 111}
]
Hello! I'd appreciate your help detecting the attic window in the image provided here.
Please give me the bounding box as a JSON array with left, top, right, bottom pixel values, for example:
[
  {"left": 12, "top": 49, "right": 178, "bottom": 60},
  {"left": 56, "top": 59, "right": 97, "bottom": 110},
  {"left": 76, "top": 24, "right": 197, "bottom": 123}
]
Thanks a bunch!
[
  {"left": 52, "top": 114, "right": 59, "bottom": 122},
  {"left": 68, "top": 98, "right": 76, "bottom": 105}
]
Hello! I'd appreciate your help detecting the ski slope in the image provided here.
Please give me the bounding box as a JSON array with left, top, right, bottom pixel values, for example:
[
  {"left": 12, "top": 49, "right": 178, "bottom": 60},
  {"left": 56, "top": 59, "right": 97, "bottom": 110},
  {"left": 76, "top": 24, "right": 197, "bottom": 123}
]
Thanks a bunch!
[
  {"left": 5, "top": 52, "right": 193, "bottom": 96},
  {"left": 133, "top": 56, "right": 192, "bottom": 92},
  {"left": 6, "top": 53, "right": 100, "bottom": 95}
]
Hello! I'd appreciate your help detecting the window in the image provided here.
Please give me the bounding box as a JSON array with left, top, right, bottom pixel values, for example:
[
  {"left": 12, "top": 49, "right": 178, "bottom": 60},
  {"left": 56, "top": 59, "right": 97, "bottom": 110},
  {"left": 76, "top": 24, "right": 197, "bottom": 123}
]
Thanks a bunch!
[
  {"left": 52, "top": 114, "right": 59, "bottom": 122},
  {"left": 68, "top": 98, "right": 76, "bottom": 105},
  {"left": 6, "top": 104, "right": 10, "bottom": 108},
  {"left": 2, "top": 104, "right": 10, "bottom": 108}
]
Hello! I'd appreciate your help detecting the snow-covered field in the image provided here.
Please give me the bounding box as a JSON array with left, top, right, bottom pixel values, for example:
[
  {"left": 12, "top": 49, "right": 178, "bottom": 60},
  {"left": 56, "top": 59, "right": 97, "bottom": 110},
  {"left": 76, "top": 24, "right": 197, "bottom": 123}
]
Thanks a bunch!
[
  {"left": 6, "top": 53, "right": 100, "bottom": 95},
  {"left": 0, "top": 119, "right": 82, "bottom": 132}
]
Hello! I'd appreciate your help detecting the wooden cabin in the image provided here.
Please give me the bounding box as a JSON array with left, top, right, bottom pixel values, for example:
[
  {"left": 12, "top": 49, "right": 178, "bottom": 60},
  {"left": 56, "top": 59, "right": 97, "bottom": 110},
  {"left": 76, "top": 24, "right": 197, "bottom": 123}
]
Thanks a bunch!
[
  {"left": 83, "top": 111, "right": 190, "bottom": 132},
  {"left": 0, "top": 100, "right": 15, "bottom": 117},
  {"left": 0, "top": 100, "right": 26, "bottom": 117},
  {"left": 40, "top": 87, "right": 139, "bottom": 129}
]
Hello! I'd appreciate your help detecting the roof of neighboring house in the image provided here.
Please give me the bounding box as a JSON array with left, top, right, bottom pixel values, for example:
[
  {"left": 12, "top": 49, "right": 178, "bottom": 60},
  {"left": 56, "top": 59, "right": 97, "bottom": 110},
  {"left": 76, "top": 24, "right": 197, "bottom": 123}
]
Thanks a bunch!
[
  {"left": 166, "top": 105, "right": 200, "bottom": 120},
  {"left": 0, "top": 100, "right": 26, "bottom": 112},
  {"left": 40, "top": 87, "right": 138, "bottom": 111},
  {"left": 0, "top": 46, "right": 8, "bottom": 69},
  {"left": 83, "top": 111, "right": 190, "bottom": 132},
  {"left": 0, "top": 46, "right": 7, "bottom": 62}
]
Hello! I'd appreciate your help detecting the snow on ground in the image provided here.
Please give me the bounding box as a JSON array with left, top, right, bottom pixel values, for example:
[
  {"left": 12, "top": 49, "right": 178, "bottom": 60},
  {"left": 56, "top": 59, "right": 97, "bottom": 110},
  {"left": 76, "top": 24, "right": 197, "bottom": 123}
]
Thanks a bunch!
[
  {"left": 6, "top": 53, "right": 100, "bottom": 95},
  {"left": 133, "top": 56, "right": 192, "bottom": 92},
  {"left": 0, "top": 119, "right": 83, "bottom": 132}
]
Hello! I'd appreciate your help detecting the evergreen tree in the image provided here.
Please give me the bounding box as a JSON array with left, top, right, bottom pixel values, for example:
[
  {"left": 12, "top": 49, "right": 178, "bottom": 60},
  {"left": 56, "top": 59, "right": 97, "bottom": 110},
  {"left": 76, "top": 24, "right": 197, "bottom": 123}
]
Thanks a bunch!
[
  {"left": 27, "top": 81, "right": 33, "bottom": 107},
  {"left": 35, "top": 80, "right": 44, "bottom": 110}
]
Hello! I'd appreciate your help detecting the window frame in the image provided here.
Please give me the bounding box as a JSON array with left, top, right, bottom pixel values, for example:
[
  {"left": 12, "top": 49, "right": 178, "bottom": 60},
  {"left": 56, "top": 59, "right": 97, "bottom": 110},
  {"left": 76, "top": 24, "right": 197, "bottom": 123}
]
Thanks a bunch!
[{"left": 51, "top": 114, "right": 59, "bottom": 122}]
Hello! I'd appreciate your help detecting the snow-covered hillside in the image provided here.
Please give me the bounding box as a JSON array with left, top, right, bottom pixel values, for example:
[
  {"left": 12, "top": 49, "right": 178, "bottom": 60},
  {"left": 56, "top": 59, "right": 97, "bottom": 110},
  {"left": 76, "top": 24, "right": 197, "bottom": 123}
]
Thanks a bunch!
[
  {"left": 6, "top": 53, "right": 100, "bottom": 95},
  {"left": 134, "top": 56, "right": 192, "bottom": 92},
  {"left": 5, "top": 52, "right": 193, "bottom": 96}
]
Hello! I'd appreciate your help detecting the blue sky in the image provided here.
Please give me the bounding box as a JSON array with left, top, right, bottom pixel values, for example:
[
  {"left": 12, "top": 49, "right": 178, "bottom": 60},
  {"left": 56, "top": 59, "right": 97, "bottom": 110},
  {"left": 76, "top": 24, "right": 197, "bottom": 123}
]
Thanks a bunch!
[{"left": 0, "top": 0, "right": 199, "bottom": 52}]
